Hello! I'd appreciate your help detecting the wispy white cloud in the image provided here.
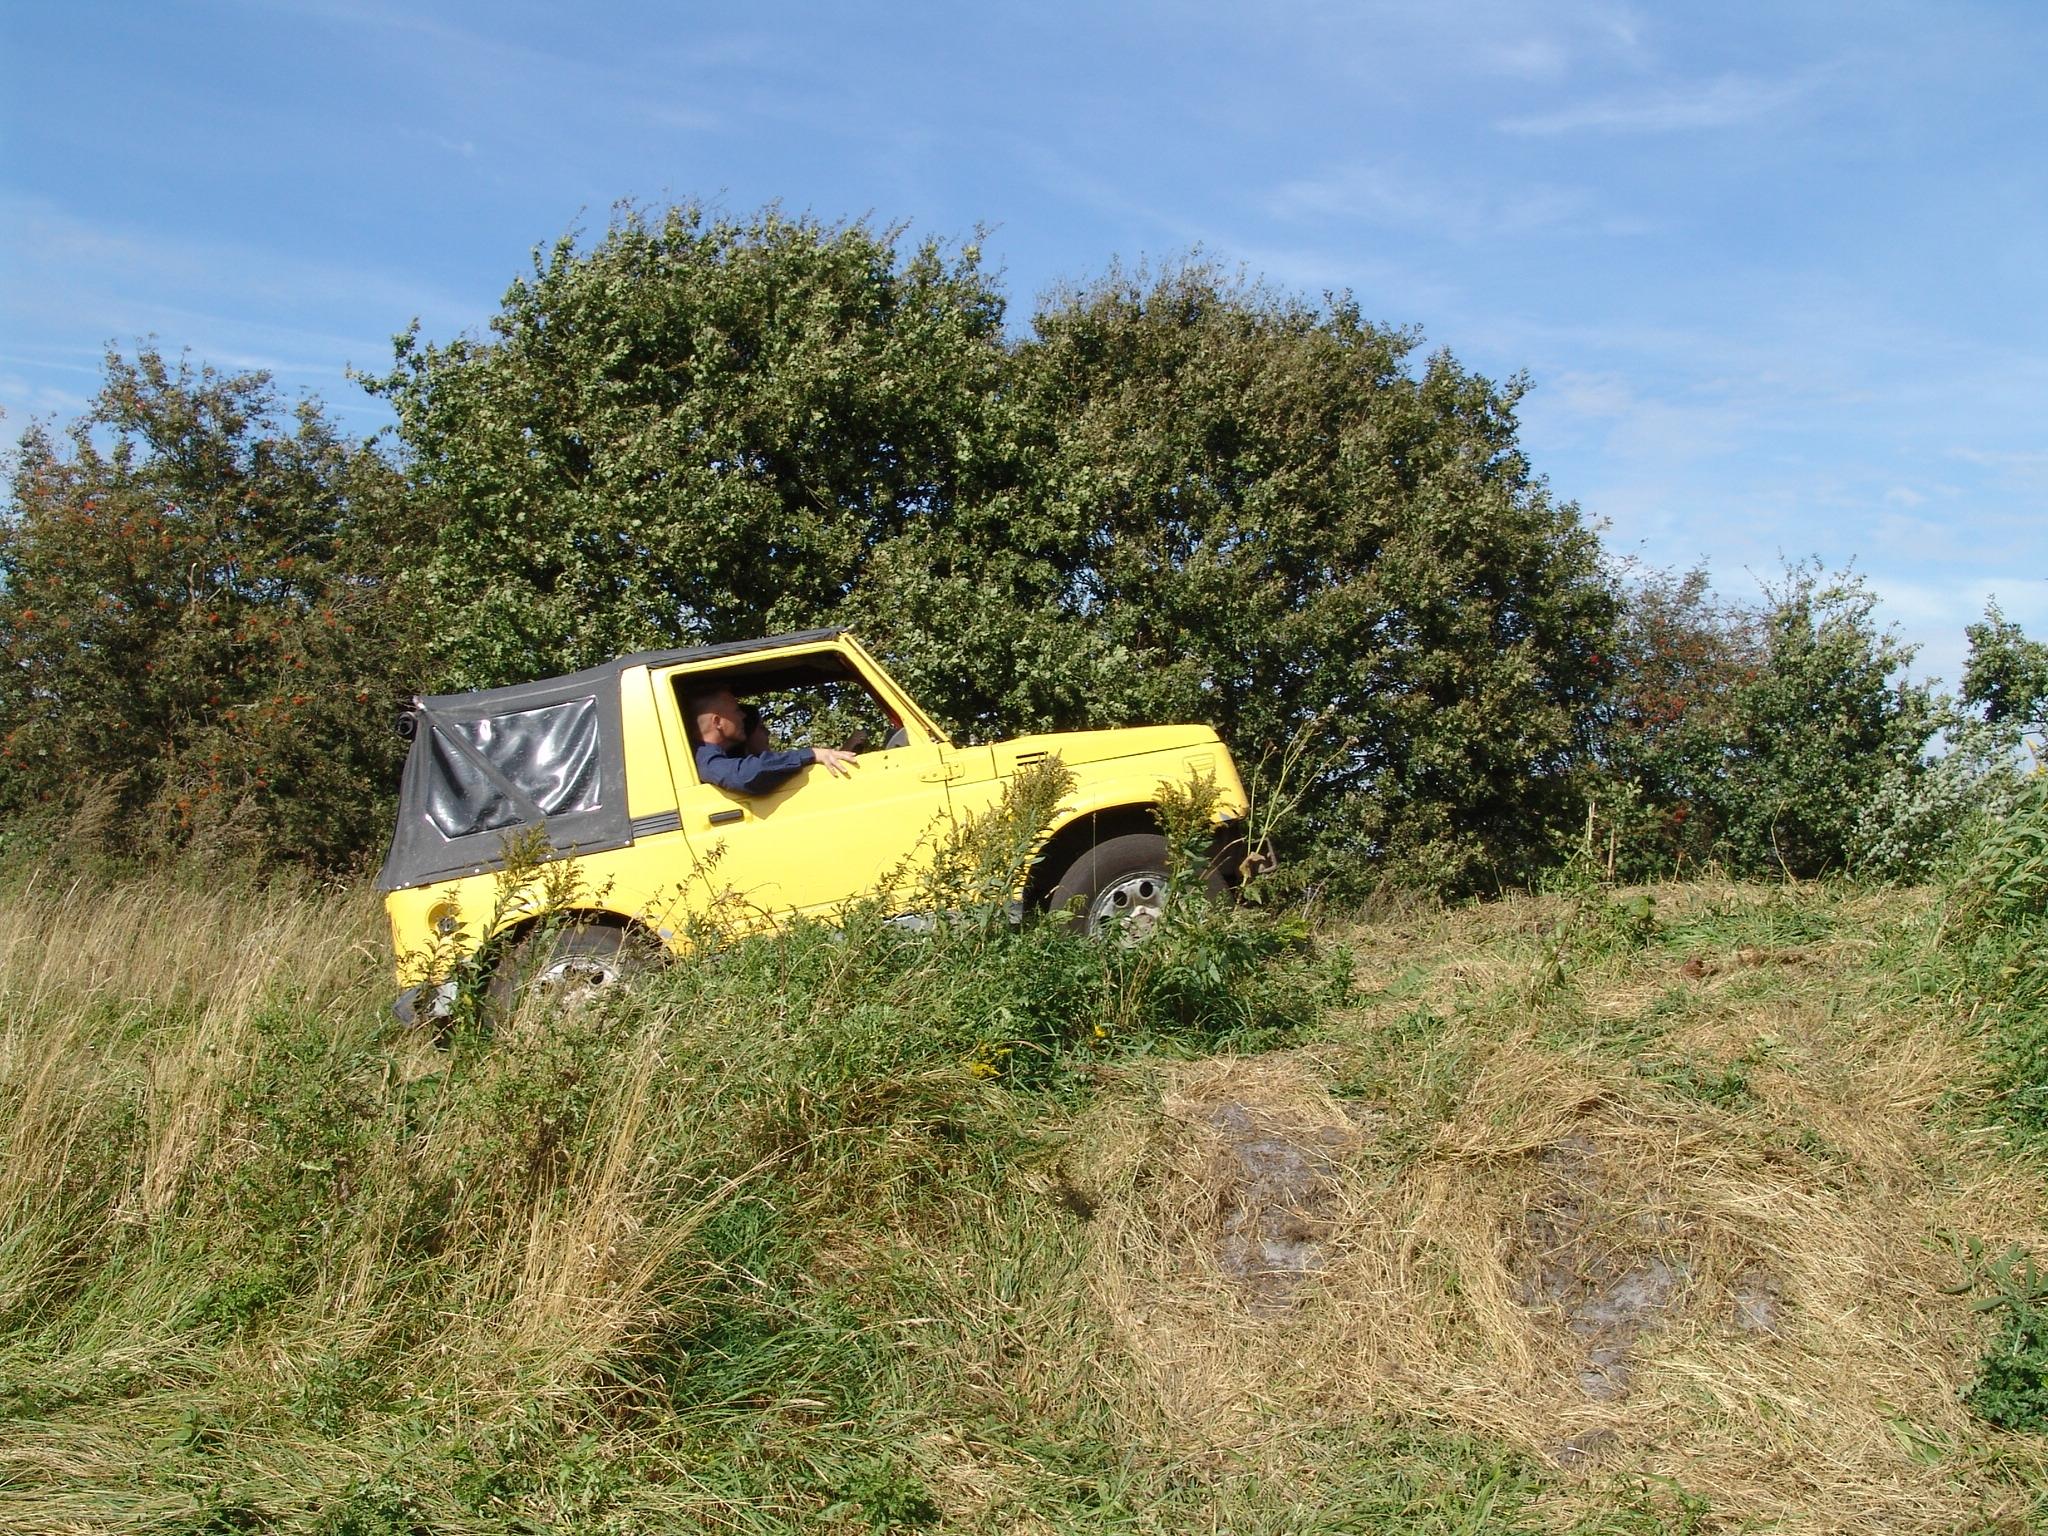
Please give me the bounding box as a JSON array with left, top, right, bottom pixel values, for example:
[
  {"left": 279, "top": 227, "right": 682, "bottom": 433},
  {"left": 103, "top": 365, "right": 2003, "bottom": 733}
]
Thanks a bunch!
[
  {"left": 392, "top": 125, "right": 480, "bottom": 160},
  {"left": 0, "top": 373, "right": 91, "bottom": 426},
  {"left": 1321, "top": 0, "right": 1656, "bottom": 84},
  {"left": 239, "top": 0, "right": 537, "bottom": 70},
  {"left": 1267, "top": 161, "right": 1651, "bottom": 245},
  {"left": 1521, "top": 365, "right": 1760, "bottom": 458},
  {"left": 1205, "top": 237, "right": 1459, "bottom": 318},
  {"left": 1498, "top": 72, "right": 1815, "bottom": 135},
  {"left": 1273, "top": 168, "right": 1444, "bottom": 232},
  {"left": 1867, "top": 574, "right": 2048, "bottom": 631},
  {"left": 1951, "top": 446, "right": 2048, "bottom": 489},
  {"left": 1862, "top": 571, "right": 2048, "bottom": 686},
  {"left": 239, "top": 0, "right": 739, "bottom": 139},
  {"left": 671, "top": 33, "right": 781, "bottom": 71},
  {"left": 1469, "top": 0, "right": 1653, "bottom": 77},
  {"left": 986, "top": 137, "right": 1465, "bottom": 325},
  {"left": 1477, "top": 36, "right": 1570, "bottom": 79},
  {"left": 0, "top": 195, "right": 481, "bottom": 439},
  {"left": 3, "top": 196, "right": 478, "bottom": 343},
  {"left": 1869, "top": 509, "right": 2026, "bottom": 566},
  {"left": 0, "top": 347, "right": 108, "bottom": 379},
  {"left": 631, "top": 100, "right": 725, "bottom": 135},
  {"left": 1007, "top": 139, "right": 1206, "bottom": 252}
]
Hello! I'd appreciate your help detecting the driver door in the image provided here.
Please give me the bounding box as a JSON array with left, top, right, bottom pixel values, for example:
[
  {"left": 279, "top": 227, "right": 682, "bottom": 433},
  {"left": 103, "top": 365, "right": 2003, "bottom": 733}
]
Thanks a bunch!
[{"left": 651, "top": 659, "right": 962, "bottom": 924}]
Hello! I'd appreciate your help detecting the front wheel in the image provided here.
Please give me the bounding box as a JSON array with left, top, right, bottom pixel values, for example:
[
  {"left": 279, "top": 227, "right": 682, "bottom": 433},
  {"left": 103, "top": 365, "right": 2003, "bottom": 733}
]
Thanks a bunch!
[
  {"left": 1045, "top": 833, "right": 1176, "bottom": 938},
  {"left": 485, "top": 922, "right": 661, "bottom": 1020}
]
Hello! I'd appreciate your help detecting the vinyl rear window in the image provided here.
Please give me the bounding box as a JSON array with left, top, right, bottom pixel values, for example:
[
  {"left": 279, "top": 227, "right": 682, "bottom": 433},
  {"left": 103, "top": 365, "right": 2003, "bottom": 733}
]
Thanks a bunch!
[{"left": 423, "top": 697, "right": 603, "bottom": 839}]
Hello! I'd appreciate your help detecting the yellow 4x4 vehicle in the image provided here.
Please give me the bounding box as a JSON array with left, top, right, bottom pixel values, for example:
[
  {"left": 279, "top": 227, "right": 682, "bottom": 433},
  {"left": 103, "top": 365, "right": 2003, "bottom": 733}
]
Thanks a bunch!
[{"left": 378, "top": 629, "right": 1254, "bottom": 1020}]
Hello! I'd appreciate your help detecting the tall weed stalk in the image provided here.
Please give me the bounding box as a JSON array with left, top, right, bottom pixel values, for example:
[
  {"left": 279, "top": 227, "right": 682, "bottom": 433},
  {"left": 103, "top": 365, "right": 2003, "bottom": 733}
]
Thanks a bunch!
[
  {"left": 1935, "top": 779, "right": 2048, "bottom": 1435},
  {"left": 0, "top": 773, "right": 1340, "bottom": 1532},
  {"left": 1940, "top": 776, "right": 2048, "bottom": 1140}
]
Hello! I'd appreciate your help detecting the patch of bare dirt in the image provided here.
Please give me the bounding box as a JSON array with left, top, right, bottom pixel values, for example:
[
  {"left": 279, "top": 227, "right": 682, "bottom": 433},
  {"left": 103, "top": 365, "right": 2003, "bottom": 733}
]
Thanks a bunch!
[
  {"left": 1197, "top": 1100, "right": 1350, "bottom": 1310},
  {"left": 1072, "top": 966, "right": 2048, "bottom": 1535},
  {"left": 1514, "top": 1133, "right": 1703, "bottom": 1403}
]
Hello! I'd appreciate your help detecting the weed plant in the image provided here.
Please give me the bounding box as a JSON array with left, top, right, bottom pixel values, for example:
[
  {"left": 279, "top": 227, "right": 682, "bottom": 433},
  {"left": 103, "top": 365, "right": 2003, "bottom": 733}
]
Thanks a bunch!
[
  {"left": 9, "top": 811, "right": 2048, "bottom": 1529},
  {"left": 0, "top": 776, "right": 1348, "bottom": 1533},
  {"left": 1938, "top": 776, "right": 2048, "bottom": 1141},
  {"left": 1925, "top": 781, "right": 2048, "bottom": 1436},
  {"left": 1951, "top": 1240, "right": 2048, "bottom": 1434}
]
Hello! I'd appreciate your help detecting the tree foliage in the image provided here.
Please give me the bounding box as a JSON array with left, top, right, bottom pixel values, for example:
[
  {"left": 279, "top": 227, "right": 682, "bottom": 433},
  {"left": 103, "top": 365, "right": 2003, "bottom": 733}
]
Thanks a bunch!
[
  {"left": 377, "top": 224, "right": 1619, "bottom": 892},
  {"left": 0, "top": 350, "right": 422, "bottom": 866},
  {"left": 12, "top": 205, "right": 2014, "bottom": 895},
  {"left": 363, "top": 203, "right": 1007, "bottom": 687},
  {"left": 1597, "top": 564, "right": 1937, "bottom": 878},
  {"left": 1850, "top": 601, "right": 2048, "bottom": 884},
  {"left": 858, "top": 263, "right": 1616, "bottom": 892},
  {"left": 1963, "top": 601, "right": 2048, "bottom": 731}
]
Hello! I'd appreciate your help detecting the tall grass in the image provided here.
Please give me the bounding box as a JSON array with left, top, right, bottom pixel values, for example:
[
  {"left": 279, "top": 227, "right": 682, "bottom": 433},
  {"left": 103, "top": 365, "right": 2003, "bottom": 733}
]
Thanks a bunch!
[
  {"left": 0, "top": 841, "right": 1347, "bottom": 1533},
  {"left": 1921, "top": 779, "right": 2048, "bottom": 1441},
  {"left": 1940, "top": 775, "right": 2048, "bottom": 1142},
  {"left": 3, "top": 848, "right": 2044, "bottom": 1532}
]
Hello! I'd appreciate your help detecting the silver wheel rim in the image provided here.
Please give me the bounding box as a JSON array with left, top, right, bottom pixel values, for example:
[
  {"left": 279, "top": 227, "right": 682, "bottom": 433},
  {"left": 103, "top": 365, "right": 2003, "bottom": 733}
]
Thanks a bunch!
[
  {"left": 531, "top": 954, "right": 623, "bottom": 1007},
  {"left": 1087, "top": 871, "right": 1167, "bottom": 938}
]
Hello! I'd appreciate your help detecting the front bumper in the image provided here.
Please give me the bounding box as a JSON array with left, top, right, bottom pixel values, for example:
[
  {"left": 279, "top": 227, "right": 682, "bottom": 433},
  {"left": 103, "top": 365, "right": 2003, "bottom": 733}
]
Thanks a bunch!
[{"left": 390, "top": 979, "right": 458, "bottom": 1027}]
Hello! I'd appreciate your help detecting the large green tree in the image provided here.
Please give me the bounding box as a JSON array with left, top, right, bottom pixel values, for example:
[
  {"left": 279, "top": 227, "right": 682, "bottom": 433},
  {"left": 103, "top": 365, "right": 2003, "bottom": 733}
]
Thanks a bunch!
[
  {"left": 377, "top": 223, "right": 1619, "bottom": 890},
  {"left": 0, "top": 350, "right": 421, "bottom": 867},
  {"left": 2, "top": 222, "right": 1968, "bottom": 893},
  {"left": 858, "top": 264, "right": 1616, "bottom": 891},
  {"left": 365, "top": 203, "right": 1008, "bottom": 686}
]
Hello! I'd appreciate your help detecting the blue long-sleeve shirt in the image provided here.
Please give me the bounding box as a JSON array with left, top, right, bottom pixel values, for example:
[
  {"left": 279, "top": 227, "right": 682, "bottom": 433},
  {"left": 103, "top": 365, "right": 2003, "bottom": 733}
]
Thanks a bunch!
[{"left": 694, "top": 740, "right": 819, "bottom": 795}]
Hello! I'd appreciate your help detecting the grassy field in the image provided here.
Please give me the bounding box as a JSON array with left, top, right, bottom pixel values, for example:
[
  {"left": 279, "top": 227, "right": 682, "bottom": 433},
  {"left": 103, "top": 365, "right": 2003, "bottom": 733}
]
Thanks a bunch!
[{"left": 0, "top": 862, "right": 2043, "bottom": 1534}]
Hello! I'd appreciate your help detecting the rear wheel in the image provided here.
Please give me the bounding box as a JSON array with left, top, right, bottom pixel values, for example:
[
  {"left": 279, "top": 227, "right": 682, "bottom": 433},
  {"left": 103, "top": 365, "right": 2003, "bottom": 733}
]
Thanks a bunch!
[
  {"left": 485, "top": 923, "right": 661, "bottom": 1019},
  {"left": 1046, "top": 833, "right": 1174, "bottom": 938}
]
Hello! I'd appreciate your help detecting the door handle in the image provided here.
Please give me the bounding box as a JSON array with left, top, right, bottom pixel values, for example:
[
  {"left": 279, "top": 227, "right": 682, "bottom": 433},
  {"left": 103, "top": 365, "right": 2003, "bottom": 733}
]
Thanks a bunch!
[{"left": 708, "top": 809, "right": 745, "bottom": 826}]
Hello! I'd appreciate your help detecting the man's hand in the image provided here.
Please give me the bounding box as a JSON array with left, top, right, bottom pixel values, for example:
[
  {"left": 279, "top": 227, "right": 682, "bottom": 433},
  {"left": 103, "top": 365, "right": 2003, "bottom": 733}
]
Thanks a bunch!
[{"left": 811, "top": 746, "right": 858, "bottom": 778}]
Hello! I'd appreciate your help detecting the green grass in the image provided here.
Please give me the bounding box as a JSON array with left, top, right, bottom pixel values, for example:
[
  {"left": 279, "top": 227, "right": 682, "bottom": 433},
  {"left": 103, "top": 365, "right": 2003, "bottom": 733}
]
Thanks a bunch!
[{"left": 0, "top": 855, "right": 2044, "bottom": 1533}]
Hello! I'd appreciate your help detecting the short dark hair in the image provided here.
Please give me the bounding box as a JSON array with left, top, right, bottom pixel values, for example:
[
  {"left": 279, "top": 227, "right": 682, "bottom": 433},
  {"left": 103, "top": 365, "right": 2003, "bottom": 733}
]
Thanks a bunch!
[{"left": 684, "top": 681, "right": 737, "bottom": 717}]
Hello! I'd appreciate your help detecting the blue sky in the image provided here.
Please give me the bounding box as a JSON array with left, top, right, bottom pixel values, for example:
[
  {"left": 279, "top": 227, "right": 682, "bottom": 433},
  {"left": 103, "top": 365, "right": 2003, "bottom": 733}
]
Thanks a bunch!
[{"left": 3, "top": 1, "right": 2043, "bottom": 687}]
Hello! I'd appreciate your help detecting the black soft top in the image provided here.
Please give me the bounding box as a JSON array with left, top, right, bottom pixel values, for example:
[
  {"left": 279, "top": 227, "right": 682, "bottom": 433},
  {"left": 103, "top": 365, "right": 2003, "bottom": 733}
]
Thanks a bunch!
[{"left": 376, "top": 629, "right": 843, "bottom": 891}]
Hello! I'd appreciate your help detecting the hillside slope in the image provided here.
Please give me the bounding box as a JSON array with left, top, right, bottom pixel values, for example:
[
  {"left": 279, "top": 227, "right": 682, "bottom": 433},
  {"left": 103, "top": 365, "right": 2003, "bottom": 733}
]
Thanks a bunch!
[{"left": 0, "top": 872, "right": 2041, "bottom": 1534}]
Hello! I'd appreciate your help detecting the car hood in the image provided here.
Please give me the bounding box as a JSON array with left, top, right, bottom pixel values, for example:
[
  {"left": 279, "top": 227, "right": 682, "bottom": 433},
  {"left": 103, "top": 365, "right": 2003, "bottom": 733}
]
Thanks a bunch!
[{"left": 985, "top": 723, "right": 1225, "bottom": 772}]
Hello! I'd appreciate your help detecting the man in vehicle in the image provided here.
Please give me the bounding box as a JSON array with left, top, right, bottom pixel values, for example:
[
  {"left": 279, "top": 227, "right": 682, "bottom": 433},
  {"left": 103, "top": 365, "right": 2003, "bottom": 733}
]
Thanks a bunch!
[
  {"left": 688, "top": 683, "right": 858, "bottom": 794},
  {"left": 740, "top": 702, "right": 772, "bottom": 756}
]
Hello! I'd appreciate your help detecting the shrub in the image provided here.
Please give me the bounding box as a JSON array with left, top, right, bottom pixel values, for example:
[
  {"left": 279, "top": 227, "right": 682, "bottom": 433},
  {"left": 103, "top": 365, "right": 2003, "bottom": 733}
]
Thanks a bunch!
[
  {"left": 1595, "top": 563, "right": 1937, "bottom": 880},
  {"left": 0, "top": 349, "right": 424, "bottom": 868},
  {"left": 1852, "top": 715, "right": 2030, "bottom": 883}
]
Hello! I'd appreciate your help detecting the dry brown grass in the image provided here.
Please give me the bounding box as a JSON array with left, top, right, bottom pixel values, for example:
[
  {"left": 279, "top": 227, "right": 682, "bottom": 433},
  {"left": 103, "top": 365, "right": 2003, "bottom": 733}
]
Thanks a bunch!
[
  {"left": 0, "top": 872, "right": 384, "bottom": 1320},
  {"left": 2, "top": 867, "right": 2042, "bottom": 1532},
  {"left": 1069, "top": 884, "right": 2048, "bottom": 1534}
]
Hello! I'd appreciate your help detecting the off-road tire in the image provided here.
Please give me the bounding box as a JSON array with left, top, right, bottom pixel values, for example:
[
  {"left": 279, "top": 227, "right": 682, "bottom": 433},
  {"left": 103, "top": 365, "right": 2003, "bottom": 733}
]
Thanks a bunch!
[
  {"left": 1045, "top": 833, "right": 1179, "bottom": 937},
  {"left": 484, "top": 922, "right": 661, "bottom": 1021}
]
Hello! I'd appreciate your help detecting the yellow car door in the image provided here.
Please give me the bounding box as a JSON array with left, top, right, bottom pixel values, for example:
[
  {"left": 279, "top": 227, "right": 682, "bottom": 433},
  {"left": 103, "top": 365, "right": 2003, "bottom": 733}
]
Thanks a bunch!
[{"left": 650, "top": 655, "right": 962, "bottom": 923}]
